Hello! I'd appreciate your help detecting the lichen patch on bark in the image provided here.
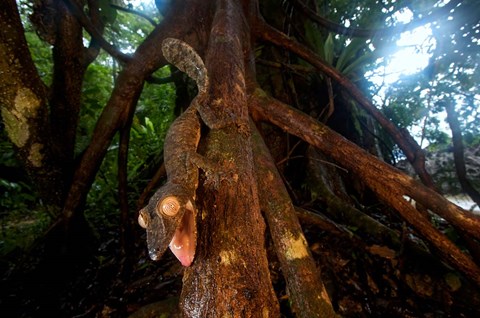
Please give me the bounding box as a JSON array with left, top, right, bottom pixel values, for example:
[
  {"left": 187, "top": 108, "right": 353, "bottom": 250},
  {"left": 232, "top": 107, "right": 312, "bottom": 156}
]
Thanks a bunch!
[
  {"left": 1, "top": 87, "right": 41, "bottom": 147},
  {"left": 266, "top": 170, "right": 274, "bottom": 182},
  {"left": 262, "top": 306, "right": 270, "bottom": 317},
  {"left": 219, "top": 249, "right": 238, "bottom": 266},
  {"left": 283, "top": 231, "right": 309, "bottom": 260},
  {"left": 28, "top": 143, "right": 43, "bottom": 167}
]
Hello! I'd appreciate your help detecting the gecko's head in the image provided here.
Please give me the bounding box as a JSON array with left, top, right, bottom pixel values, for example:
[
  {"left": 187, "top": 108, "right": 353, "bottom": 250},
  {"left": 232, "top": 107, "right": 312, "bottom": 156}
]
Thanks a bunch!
[{"left": 138, "top": 183, "right": 197, "bottom": 266}]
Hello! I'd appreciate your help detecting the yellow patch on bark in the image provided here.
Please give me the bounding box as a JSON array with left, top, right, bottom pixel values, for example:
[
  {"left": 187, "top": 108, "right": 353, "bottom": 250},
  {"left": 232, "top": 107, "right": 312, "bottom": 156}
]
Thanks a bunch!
[
  {"left": 254, "top": 87, "right": 268, "bottom": 98},
  {"left": 212, "top": 98, "right": 224, "bottom": 106},
  {"left": 219, "top": 250, "right": 237, "bottom": 266},
  {"left": 234, "top": 83, "right": 244, "bottom": 95},
  {"left": 262, "top": 307, "right": 270, "bottom": 317},
  {"left": 266, "top": 171, "right": 274, "bottom": 182},
  {"left": 283, "top": 232, "right": 309, "bottom": 260},
  {"left": 28, "top": 143, "right": 43, "bottom": 167},
  {"left": 1, "top": 88, "right": 41, "bottom": 147},
  {"left": 319, "top": 288, "right": 333, "bottom": 305}
]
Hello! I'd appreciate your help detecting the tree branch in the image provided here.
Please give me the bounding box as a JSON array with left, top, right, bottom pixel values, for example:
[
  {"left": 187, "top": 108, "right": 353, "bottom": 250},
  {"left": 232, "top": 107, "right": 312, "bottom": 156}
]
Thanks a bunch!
[
  {"left": 62, "top": 0, "right": 200, "bottom": 223},
  {"left": 249, "top": 88, "right": 480, "bottom": 288},
  {"left": 110, "top": 4, "right": 158, "bottom": 27},
  {"left": 305, "top": 146, "right": 402, "bottom": 246},
  {"left": 63, "top": 0, "right": 175, "bottom": 85},
  {"left": 253, "top": 18, "right": 436, "bottom": 188},
  {"left": 251, "top": 120, "right": 337, "bottom": 318},
  {"left": 445, "top": 101, "right": 480, "bottom": 206},
  {"left": 62, "top": 0, "right": 131, "bottom": 63},
  {"left": 83, "top": 0, "right": 105, "bottom": 65},
  {"left": 0, "top": 0, "right": 65, "bottom": 207},
  {"left": 49, "top": 0, "right": 89, "bottom": 198}
]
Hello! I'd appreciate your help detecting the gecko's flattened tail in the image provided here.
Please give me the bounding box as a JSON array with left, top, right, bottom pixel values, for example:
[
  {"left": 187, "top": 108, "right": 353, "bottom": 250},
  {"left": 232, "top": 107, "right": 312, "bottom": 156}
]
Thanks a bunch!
[{"left": 162, "top": 38, "right": 209, "bottom": 94}]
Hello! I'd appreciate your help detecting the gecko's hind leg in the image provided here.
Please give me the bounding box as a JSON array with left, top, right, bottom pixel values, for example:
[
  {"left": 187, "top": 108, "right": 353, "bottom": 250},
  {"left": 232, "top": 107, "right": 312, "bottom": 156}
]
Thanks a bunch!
[{"left": 188, "top": 153, "right": 238, "bottom": 188}]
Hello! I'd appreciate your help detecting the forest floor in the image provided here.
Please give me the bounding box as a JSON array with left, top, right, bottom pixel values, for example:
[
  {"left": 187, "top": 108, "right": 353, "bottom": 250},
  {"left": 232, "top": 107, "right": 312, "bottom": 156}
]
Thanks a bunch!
[{"left": 1, "top": 212, "right": 480, "bottom": 318}]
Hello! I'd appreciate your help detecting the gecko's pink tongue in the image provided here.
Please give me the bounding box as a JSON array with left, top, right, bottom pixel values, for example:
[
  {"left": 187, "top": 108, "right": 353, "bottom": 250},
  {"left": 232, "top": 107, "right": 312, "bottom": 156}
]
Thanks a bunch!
[{"left": 169, "top": 210, "right": 196, "bottom": 267}]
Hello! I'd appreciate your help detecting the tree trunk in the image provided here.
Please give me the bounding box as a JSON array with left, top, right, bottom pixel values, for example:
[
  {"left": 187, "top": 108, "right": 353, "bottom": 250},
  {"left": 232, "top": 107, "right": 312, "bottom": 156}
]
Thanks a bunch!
[
  {"left": 445, "top": 100, "right": 480, "bottom": 206},
  {"left": 179, "top": 1, "right": 279, "bottom": 316},
  {"left": 0, "top": 0, "right": 61, "bottom": 208},
  {"left": 252, "top": 121, "right": 337, "bottom": 318}
]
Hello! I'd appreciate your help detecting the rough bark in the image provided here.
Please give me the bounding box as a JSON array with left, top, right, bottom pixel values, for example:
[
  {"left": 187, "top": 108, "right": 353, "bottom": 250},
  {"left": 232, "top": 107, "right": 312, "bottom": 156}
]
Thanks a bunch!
[
  {"left": 181, "top": 126, "right": 279, "bottom": 316},
  {"left": 0, "top": 0, "right": 61, "bottom": 207},
  {"left": 249, "top": 89, "right": 480, "bottom": 288},
  {"left": 0, "top": 0, "right": 102, "bottom": 209},
  {"left": 252, "top": 121, "right": 337, "bottom": 318},
  {"left": 179, "top": 1, "right": 279, "bottom": 316}
]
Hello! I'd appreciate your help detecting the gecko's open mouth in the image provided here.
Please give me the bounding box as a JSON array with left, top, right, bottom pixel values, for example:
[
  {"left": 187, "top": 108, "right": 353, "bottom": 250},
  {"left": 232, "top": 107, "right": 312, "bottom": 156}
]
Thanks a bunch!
[{"left": 169, "top": 209, "right": 196, "bottom": 266}]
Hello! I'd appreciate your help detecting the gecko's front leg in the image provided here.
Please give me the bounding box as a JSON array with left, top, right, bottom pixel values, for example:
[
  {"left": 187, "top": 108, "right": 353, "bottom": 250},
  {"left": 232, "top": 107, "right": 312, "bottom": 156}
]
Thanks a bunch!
[{"left": 138, "top": 105, "right": 201, "bottom": 267}]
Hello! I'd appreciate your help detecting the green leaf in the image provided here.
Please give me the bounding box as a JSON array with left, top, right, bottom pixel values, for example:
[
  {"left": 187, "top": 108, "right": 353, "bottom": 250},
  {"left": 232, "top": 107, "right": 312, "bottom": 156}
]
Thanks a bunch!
[
  {"left": 341, "top": 50, "right": 374, "bottom": 77},
  {"left": 324, "top": 33, "right": 334, "bottom": 65},
  {"left": 304, "top": 21, "right": 325, "bottom": 59},
  {"left": 145, "top": 117, "right": 155, "bottom": 133},
  {"left": 336, "top": 38, "right": 367, "bottom": 73}
]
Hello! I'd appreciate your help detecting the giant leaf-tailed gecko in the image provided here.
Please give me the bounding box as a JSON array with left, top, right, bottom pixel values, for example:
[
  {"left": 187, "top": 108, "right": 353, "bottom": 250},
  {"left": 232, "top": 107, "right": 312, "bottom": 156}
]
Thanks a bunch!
[{"left": 138, "top": 38, "right": 209, "bottom": 267}]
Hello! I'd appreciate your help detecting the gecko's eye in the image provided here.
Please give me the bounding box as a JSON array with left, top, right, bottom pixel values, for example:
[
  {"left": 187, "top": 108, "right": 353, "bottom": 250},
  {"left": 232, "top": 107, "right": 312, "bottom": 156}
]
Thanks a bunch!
[
  {"left": 138, "top": 209, "right": 149, "bottom": 228},
  {"left": 158, "top": 196, "right": 180, "bottom": 216}
]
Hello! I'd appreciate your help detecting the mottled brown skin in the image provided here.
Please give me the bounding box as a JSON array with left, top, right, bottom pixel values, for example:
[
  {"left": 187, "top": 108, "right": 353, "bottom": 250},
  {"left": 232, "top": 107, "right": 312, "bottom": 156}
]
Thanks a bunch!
[
  {"left": 163, "top": 106, "right": 201, "bottom": 189},
  {"left": 138, "top": 105, "right": 201, "bottom": 266},
  {"left": 138, "top": 38, "right": 207, "bottom": 266}
]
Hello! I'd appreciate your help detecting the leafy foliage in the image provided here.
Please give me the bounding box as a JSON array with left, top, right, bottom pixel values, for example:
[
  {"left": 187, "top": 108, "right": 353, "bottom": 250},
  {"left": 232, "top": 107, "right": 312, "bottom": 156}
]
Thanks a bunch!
[
  {"left": 380, "top": 0, "right": 480, "bottom": 152},
  {"left": 1, "top": 0, "right": 175, "bottom": 255}
]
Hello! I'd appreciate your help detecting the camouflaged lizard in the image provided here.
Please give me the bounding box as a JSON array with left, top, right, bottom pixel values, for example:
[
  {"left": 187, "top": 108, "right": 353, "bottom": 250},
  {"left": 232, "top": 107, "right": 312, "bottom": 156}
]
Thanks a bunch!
[{"left": 138, "top": 38, "right": 208, "bottom": 267}]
